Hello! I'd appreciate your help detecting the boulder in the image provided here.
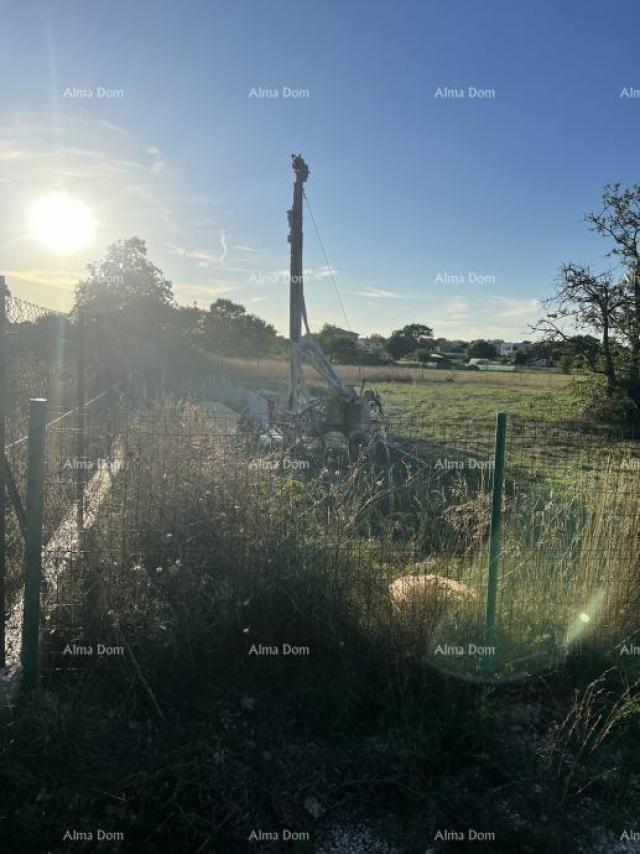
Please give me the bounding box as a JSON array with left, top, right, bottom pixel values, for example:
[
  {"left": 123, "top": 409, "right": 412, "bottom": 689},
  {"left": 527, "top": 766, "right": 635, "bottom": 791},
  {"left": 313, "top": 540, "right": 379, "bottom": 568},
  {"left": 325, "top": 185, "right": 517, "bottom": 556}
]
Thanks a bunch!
[{"left": 389, "top": 573, "right": 477, "bottom": 615}]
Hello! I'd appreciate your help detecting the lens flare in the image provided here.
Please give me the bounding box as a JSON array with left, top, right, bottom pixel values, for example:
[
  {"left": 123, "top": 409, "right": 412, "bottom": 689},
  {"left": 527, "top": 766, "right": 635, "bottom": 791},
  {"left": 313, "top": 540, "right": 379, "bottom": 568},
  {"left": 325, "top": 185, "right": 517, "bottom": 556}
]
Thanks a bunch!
[{"left": 30, "top": 195, "right": 95, "bottom": 253}]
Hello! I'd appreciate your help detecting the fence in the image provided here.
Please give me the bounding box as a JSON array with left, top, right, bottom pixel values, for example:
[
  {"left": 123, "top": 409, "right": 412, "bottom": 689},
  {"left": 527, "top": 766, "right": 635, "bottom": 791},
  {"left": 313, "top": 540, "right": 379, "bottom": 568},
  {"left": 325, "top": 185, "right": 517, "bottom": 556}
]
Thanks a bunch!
[
  {"left": 36, "top": 403, "right": 640, "bottom": 689},
  {"left": 0, "top": 280, "right": 143, "bottom": 677},
  {"left": 0, "top": 278, "right": 230, "bottom": 685},
  {"left": 2, "top": 277, "right": 640, "bottom": 691}
]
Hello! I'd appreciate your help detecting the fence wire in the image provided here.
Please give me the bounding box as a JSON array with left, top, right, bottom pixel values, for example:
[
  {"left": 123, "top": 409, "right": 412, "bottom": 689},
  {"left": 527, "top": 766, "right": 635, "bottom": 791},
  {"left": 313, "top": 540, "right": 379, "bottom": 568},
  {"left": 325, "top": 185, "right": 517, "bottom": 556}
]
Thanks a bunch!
[
  {"left": 2, "top": 280, "right": 639, "bottom": 680},
  {"left": 34, "top": 404, "right": 640, "bottom": 685}
]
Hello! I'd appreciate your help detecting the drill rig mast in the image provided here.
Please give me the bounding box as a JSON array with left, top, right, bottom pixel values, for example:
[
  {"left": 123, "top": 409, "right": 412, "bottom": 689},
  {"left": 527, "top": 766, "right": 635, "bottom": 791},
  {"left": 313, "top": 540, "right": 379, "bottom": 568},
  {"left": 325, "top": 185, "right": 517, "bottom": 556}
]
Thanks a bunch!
[{"left": 284, "top": 154, "right": 385, "bottom": 446}]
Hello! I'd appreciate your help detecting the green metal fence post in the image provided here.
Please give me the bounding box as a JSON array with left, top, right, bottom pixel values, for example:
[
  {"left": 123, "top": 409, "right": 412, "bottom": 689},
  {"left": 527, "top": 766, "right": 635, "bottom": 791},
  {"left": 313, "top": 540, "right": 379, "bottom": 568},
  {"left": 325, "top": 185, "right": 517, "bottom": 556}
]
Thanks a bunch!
[
  {"left": 21, "top": 398, "right": 47, "bottom": 693},
  {"left": 0, "top": 276, "right": 6, "bottom": 668},
  {"left": 485, "top": 412, "right": 507, "bottom": 645}
]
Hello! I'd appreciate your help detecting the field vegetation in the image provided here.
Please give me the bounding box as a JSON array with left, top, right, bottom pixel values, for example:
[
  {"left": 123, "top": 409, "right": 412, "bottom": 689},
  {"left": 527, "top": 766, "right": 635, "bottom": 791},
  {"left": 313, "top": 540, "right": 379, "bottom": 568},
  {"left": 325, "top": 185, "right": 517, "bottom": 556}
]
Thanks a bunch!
[{"left": 3, "top": 399, "right": 640, "bottom": 852}]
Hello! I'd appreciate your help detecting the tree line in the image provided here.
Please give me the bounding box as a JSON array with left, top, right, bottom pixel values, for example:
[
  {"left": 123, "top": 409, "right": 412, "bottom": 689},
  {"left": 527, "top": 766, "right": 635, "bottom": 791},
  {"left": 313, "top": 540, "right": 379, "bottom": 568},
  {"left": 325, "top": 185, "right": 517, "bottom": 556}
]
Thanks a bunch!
[{"left": 9, "top": 181, "right": 640, "bottom": 423}]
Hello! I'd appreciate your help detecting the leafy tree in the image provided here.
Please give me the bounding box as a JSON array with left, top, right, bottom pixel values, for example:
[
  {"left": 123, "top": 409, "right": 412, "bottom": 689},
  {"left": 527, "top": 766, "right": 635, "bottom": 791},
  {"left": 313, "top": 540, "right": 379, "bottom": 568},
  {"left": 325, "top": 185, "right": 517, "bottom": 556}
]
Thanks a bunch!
[
  {"left": 204, "top": 299, "right": 278, "bottom": 358},
  {"left": 415, "top": 348, "right": 433, "bottom": 364},
  {"left": 367, "top": 334, "right": 388, "bottom": 349},
  {"left": 386, "top": 324, "right": 434, "bottom": 360},
  {"left": 75, "top": 237, "right": 174, "bottom": 318},
  {"left": 466, "top": 340, "right": 498, "bottom": 359},
  {"left": 562, "top": 334, "right": 600, "bottom": 370},
  {"left": 73, "top": 238, "right": 179, "bottom": 393},
  {"left": 316, "top": 325, "right": 359, "bottom": 363}
]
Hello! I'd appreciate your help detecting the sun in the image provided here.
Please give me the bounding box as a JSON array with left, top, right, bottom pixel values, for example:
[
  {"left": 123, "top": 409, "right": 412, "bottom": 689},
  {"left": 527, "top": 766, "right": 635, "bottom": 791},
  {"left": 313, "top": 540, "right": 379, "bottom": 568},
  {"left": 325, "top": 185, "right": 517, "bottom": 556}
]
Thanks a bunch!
[{"left": 30, "top": 194, "right": 95, "bottom": 253}]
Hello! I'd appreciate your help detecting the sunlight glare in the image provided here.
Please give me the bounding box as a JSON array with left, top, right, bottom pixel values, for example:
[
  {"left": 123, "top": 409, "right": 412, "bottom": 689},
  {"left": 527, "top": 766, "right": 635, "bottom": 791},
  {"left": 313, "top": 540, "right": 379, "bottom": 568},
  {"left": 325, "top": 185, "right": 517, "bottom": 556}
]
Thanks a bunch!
[{"left": 30, "top": 194, "right": 95, "bottom": 253}]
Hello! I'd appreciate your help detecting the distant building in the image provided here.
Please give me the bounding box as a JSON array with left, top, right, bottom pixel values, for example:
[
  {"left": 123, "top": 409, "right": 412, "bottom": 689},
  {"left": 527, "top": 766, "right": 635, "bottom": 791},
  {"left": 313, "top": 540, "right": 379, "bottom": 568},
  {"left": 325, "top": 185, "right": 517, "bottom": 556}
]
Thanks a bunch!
[{"left": 489, "top": 340, "right": 532, "bottom": 357}]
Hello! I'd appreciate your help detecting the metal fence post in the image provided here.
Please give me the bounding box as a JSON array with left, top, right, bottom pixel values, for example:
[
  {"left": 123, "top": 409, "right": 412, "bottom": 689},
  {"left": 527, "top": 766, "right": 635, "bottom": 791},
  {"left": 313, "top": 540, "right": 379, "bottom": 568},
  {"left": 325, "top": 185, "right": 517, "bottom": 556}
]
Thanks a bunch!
[
  {"left": 485, "top": 412, "right": 507, "bottom": 644},
  {"left": 21, "top": 398, "right": 47, "bottom": 693},
  {"left": 0, "top": 276, "right": 6, "bottom": 668}
]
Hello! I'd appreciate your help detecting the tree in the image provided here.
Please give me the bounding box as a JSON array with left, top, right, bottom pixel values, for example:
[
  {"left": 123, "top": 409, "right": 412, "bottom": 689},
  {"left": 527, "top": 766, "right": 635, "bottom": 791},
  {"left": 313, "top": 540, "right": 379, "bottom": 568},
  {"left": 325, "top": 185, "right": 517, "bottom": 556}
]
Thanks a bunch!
[
  {"left": 75, "top": 237, "right": 174, "bottom": 318},
  {"left": 533, "top": 264, "right": 625, "bottom": 393},
  {"left": 585, "top": 183, "right": 640, "bottom": 394},
  {"left": 316, "top": 325, "right": 359, "bottom": 363},
  {"left": 73, "top": 238, "right": 178, "bottom": 393},
  {"left": 563, "top": 334, "right": 600, "bottom": 371},
  {"left": 386, "top": 324, "right": 434, "bottom": 360},
  {"left": 514, "top": 350, "right": 528, "bottom": 367},
  {"left": 466, "top": 340, "right": 498, "bottom": 360},
  {"left": 204, "top": 299, "right": 278, "bottom": 358},
  {"left": 415, "top": 348, "right": 434, "bottom": 364},
  {"left": 532, "top": 183, "right": 640, "bottom": 420},
  {"left": 368, "top": 334, "right": 388, "bottom": 349}
]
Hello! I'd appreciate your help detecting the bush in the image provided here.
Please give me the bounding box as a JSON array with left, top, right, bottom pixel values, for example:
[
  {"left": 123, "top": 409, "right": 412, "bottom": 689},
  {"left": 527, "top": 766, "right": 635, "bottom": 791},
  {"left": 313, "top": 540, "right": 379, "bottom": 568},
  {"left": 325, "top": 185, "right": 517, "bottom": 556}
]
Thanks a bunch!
[{"left": 569, "top": 374, "right": 639, "bottom": 423}]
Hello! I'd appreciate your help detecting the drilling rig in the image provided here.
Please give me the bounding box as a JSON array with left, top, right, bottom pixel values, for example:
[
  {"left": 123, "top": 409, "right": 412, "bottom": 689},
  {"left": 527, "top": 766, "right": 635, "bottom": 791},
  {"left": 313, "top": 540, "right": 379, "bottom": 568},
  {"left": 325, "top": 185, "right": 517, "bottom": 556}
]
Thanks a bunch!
[{"left": 278, "top": 154, "right": 386, "bottom": 450}]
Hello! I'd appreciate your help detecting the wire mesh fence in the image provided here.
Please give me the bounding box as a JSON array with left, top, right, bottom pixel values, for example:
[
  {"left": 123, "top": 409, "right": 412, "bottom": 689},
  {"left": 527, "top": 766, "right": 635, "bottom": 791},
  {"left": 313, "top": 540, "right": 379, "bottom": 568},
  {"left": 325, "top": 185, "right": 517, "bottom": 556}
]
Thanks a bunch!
[
  {"left": 32, "top": 402, "right": 640, "bottom": 686},
  {"left": 2, "top": 274, "right": 639, "bottom": 683}
]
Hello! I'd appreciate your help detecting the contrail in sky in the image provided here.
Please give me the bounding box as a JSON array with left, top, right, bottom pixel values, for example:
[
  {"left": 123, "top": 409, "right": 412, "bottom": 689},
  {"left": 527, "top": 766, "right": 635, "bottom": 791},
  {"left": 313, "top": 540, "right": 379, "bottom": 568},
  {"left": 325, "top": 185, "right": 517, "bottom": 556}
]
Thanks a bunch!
[{"left": 218, "top": 230, "right": 228, "bottom": 262}]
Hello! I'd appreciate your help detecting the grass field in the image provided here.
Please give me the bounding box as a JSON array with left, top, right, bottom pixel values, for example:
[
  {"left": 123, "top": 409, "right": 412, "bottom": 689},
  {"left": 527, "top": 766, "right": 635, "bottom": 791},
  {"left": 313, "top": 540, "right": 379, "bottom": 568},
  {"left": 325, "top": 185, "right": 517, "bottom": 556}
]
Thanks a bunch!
[
  {"left": 226, "top": 358, "right": 575, "bottom": 422},
  {"left": 375, "top": 377, "right": 574, "bottom": 422}
]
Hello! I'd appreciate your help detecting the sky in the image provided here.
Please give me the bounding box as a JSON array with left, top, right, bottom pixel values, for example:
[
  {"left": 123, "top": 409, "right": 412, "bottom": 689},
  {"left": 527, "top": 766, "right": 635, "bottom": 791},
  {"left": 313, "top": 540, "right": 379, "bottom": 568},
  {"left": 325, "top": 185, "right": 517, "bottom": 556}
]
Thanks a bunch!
[{"left": 1, "top": 0, "right": 640, "bottom": 340}]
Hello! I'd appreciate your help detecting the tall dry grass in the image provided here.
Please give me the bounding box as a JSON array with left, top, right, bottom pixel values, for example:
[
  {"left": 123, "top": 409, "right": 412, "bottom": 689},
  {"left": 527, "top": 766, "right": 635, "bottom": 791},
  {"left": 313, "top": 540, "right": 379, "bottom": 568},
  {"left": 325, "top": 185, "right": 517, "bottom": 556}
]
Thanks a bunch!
[{"left": 224, "top": 357, "right": 571, "bottom": 389}]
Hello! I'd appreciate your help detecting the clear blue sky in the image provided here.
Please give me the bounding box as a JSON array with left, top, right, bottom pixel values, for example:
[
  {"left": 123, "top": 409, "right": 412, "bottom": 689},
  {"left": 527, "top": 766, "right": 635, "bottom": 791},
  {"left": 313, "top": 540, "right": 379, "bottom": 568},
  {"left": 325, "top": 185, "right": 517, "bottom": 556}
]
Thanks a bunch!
[{"left": 1, "top": 0, "right": 639, "bottom": 339}]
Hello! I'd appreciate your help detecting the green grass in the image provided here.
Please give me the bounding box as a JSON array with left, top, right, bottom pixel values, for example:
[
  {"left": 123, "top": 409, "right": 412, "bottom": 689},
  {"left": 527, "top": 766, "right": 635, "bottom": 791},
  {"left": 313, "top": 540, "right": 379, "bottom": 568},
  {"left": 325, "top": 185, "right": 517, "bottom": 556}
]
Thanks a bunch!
[{"left": 376, "top": 378, "right": 574, "bottom": 422}]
